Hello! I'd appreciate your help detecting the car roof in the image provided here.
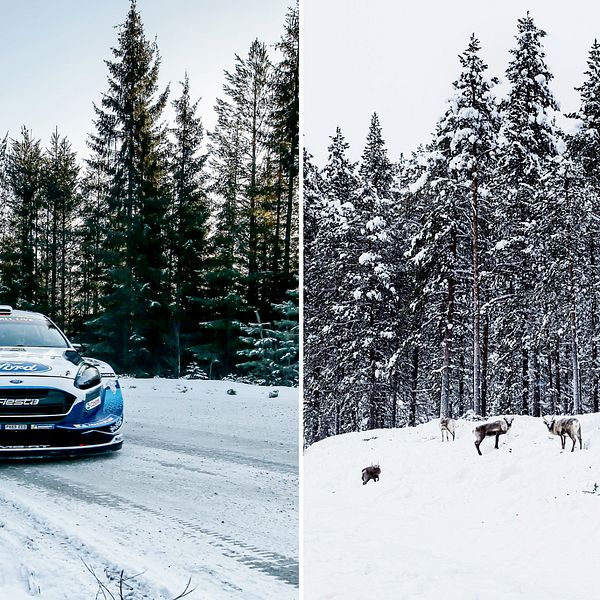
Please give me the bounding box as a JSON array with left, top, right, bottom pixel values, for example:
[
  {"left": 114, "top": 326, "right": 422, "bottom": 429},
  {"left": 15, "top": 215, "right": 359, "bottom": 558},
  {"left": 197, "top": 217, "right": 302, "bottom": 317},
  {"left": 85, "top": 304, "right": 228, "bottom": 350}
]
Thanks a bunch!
[{"left": 0, "top": 309, "right": 48, "bottom": 320}]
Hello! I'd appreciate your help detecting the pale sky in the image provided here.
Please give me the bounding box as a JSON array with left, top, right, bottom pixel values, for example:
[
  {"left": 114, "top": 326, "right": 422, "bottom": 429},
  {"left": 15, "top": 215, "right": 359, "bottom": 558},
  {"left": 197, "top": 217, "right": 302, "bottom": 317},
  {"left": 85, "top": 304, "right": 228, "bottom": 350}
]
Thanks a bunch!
[
  {"left": 1, "top": 0, "right": 289, "bottom": 160},
  {"left": 303, "top": 0, "right": 600, "bottom": 165}
]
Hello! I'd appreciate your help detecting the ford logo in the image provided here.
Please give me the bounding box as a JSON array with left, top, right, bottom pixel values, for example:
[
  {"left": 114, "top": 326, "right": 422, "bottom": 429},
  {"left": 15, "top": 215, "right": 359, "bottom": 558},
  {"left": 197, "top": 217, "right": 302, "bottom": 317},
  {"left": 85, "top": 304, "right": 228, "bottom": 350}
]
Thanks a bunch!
[
  {"left": 9, "top": 379, "right": 23, "bottom": 384},
  {"left": 0, "top": 362, "right": 51, "bottom": 373}
]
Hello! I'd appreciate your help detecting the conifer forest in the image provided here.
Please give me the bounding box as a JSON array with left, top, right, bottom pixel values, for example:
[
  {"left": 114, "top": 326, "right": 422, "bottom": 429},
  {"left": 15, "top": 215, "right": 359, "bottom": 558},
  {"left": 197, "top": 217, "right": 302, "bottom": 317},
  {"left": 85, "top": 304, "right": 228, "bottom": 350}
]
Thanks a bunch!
[
  {"left": 0, "top": 1, "right": 299, "bottom": 384},
  {"left": 304, "top": 15, "right": 600, "bottom": 444}
]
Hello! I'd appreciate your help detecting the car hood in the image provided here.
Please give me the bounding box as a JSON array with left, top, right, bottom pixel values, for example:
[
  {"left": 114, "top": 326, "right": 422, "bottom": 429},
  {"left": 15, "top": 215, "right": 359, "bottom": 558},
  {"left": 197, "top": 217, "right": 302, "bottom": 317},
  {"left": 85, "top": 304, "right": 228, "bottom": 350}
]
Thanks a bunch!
[{"left": 0, "top": 348, "right": 114, "bottom": 379}]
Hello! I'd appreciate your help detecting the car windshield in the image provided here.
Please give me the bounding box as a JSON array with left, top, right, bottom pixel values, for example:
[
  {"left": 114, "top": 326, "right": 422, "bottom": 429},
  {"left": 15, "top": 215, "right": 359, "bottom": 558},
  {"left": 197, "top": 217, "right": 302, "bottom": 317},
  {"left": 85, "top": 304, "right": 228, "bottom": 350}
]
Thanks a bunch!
[{"left": 0, "top": 317, "right": 69, "bottom": 348}]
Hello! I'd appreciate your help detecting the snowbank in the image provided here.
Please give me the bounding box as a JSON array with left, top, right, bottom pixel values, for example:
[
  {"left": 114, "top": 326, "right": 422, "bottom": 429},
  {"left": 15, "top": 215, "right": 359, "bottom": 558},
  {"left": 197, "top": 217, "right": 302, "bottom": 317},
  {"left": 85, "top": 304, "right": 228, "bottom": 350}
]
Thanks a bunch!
[{"left": 304, "top": 415, "right": 600, "bottom": 600}]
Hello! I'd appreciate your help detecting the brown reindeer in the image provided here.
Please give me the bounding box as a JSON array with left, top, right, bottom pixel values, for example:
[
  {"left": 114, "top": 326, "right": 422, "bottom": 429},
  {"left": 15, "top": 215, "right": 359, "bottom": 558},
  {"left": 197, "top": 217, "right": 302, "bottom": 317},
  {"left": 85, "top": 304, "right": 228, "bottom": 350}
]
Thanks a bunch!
[
  {"left": 473, "top": 417, "right": 514, "bottom": 456},
  {"left": 361, "top": 465, "right": 381, "bottom": 485},
  {"left": 440, "top": 417, "right": 456, "bottom": 441},
  {"left": 543, "top": 416, "right": 582, "bottom": 452}
]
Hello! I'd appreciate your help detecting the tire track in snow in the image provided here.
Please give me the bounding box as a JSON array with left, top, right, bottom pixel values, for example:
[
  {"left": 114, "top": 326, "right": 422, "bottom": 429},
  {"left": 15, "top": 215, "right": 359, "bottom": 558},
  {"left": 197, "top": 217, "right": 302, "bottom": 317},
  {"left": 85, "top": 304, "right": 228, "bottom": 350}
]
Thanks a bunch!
[
  {"left": 0, "top": 491, "right": 165, "bottom": 599},
  {"left": 125, "top": 433, "right": 298, "bottom": 475},
  {"left": 1, "top": 468, "right": 299, "bottom": 589}
]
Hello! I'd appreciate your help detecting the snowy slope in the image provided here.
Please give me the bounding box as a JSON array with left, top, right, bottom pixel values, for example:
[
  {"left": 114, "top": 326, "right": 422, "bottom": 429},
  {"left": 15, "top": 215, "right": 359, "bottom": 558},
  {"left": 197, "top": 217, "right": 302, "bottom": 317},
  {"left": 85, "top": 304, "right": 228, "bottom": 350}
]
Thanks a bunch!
[
  {"left": 304, "top": 415, "right": 600, "bottom": 600},
  {"left": 0, "top": 378, "right": 298, "bottom": 599}
]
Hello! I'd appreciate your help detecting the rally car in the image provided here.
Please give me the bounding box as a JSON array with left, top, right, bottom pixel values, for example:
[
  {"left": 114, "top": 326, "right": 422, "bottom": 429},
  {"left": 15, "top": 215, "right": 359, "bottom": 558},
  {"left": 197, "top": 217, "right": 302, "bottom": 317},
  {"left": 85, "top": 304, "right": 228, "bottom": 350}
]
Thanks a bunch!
[{"left": 0, "top": 305, "right": 123, "bottom": 457}]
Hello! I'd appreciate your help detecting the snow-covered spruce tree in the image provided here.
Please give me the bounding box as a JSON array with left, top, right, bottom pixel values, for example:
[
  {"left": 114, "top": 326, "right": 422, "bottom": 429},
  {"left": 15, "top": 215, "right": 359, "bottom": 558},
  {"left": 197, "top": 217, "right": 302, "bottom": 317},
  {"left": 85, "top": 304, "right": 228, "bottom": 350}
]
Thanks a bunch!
[
  {"left": 408, "top": 36, "right": 499, "bottom": 419},
  {"left": 535, "top": 154, "right": 587, "bottom": 415},
  {"left": 568, "top": 39, "right": 600, "bottom": 413},
  {"left": 85, "top": 0, "right": 171, "bottom": 376},
  {"left": 303, "top": 149, "right": 326, "bottom": 444},
  {"left": 336, "top": 114, "right": 397, "bottom": 430},
  {"left": 167, "top": 73, "right": 209, "bottom": 378},
  {"left": 390, "top": 153, "right": 431, "bottom": 427},
  {"left": 408, "top": 143, "right": 467, "bottom": 422},
  {"left": 490, "top": 13, "right": 559, "bottom": 416},
  {"left": 440, "top": 35, "right": 499, "bottom": 417},
  {"left": 303, "top": 131, "right": 360, "bottom": 439}
]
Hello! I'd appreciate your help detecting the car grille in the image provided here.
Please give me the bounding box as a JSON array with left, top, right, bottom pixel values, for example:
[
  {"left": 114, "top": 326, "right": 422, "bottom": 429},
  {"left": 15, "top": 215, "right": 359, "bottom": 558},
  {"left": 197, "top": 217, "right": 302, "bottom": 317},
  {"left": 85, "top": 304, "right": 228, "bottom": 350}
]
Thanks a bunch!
[{"left": 0, "top": 389, "right": 77, "bottom": 422}]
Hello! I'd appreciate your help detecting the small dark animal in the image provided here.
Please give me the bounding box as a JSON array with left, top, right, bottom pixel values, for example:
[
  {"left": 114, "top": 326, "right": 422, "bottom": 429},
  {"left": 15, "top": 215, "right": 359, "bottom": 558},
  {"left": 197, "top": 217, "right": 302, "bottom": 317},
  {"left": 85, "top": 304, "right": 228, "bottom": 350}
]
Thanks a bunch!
[
  {"left": 440, "top": 417, "right": 456, "bottom": 442},
  {"left": 361, "top": 465, "right": 381, "bottom": 485},
  {"left": 226, "top": 388, "right": 237, "bottom": 395},
  {"left": 473, "top": 417, "right": 514, "bottom": 456},
  {"left": 268, "top": 390, "right": 279, "bottom": 398},
  {"left": 543, "top": 416, "right": 582, "bottom": 452}
]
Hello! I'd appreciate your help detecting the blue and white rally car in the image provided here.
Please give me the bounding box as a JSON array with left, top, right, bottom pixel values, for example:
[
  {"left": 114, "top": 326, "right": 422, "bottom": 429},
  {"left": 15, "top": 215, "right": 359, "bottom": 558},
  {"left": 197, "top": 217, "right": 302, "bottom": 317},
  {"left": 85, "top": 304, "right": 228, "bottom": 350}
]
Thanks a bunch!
[{"left": 0, "top": 306, "right": 123, "bottom": 457}]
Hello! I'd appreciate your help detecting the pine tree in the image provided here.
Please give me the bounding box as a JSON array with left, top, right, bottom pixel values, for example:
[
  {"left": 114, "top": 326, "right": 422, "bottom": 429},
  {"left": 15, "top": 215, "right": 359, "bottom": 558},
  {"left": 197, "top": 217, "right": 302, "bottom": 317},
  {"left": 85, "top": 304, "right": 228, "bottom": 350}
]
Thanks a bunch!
[
  {"left": 304, "top": 131, "right": 360, "bottom": 439},
  {"left": 1, "top": 128, "right": 44, "bottom": 308},
  {"left": 205, "top": 81, "right": 249, "bottom": 378},
  {"left": 205, "top": 38, "right": 278, "bottom": 377},
  {"left": 337, "top": 114, "right": 397, "bottom": 429},
  {"left": 41, "top": 130, "right": 79, "bottom": 328},
  {"left": 219, "top": 39, "right": 273, "bottom": 307},
  {"left": 441, "top": 35, "right": 499, "bottom": 416},
  {"left": 168, "top": 73, "right": 209, "bottom": 377},
  {"left": 563, "top": 39, "right": 600, "bottom": 414},
  {"left": 86, "top": 0, "right": 171, "bottom": 375},
  {"left": 493, "top": 13, "right": 559, "bottom": 416},
  {"left": 271, "top": 2, "right": 299, "bottom": 286}
]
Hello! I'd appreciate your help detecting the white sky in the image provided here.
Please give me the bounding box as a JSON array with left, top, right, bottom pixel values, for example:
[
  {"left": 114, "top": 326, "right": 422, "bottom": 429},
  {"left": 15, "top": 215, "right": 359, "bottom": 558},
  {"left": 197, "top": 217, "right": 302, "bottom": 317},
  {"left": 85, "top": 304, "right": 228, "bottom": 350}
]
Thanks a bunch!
[
  {"left": 303, "top": 0, "right": 600, "bottom": 165},
  {"left": 1, "top": 0, "right": 289, "bottom": 161}
]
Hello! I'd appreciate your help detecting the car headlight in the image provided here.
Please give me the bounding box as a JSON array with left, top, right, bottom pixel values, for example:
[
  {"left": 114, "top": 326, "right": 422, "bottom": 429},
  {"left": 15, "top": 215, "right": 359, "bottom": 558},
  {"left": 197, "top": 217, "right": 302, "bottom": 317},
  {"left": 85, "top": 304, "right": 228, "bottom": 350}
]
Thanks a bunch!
[{"left": 74, "top": 364, "right": 101, "bottom": 390}]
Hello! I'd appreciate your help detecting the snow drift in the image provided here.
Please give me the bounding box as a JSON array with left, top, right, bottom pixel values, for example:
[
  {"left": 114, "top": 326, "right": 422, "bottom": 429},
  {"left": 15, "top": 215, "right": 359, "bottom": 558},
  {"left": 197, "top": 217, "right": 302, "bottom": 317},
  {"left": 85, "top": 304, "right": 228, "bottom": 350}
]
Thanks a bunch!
[{"left": 304, "top": 414, "right": 600, "bottom": 600}]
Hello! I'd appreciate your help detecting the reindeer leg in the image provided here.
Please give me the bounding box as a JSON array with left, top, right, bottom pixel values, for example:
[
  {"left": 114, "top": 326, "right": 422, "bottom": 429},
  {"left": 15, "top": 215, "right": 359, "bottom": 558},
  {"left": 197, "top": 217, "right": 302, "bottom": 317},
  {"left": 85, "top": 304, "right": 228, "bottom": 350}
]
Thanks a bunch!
[
  {"left": 571, "top": 435, "right": 576, "bottom": 452},
  {"left": 495, "top": 434, "right": 500, "bottom": 449},
  {"left": 452, "top": 431, "right": 455, "bottom": 441},
  {"left": 561, "top": 435, "right": 566, "bottom": 450},
  {"left": 475, "top": 441, "right": 482, "bottom": 456}
]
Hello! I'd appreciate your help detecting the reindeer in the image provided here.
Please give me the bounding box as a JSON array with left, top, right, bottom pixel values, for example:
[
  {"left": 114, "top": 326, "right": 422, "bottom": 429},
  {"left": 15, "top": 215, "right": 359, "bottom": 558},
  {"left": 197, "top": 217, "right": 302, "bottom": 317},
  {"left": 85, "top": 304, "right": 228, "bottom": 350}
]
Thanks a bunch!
[
  {"left": 361, "top": 465, "right": 381, "bottom": 485},
  {"left": 440, "top": 417, "right": 456, "bottom": 441},
  {"left": 543, "top": 416, "right": 582, "bottom": 452},
  {"left": 473, "top": 417, "right": 514, "bottom": 456}
]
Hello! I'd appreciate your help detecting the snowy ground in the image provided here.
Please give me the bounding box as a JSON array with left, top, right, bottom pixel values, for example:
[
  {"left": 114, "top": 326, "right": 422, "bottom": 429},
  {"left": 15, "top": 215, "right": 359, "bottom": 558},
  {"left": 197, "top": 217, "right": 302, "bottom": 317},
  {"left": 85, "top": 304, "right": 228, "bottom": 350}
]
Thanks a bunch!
[
  {"left": 304, "top": 414, "right": 600, "bottom": 600},
  {"left": 0, "top": 378, "right": 298, "bottom": 599}
]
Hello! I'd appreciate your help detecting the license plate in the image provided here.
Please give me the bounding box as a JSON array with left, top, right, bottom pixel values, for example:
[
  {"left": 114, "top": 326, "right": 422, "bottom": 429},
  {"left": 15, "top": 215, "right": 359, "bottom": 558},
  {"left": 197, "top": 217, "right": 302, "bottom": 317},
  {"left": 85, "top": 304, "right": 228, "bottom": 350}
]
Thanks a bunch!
[{"left": 4, "top": 424, "right": 27, "bottom": 430}]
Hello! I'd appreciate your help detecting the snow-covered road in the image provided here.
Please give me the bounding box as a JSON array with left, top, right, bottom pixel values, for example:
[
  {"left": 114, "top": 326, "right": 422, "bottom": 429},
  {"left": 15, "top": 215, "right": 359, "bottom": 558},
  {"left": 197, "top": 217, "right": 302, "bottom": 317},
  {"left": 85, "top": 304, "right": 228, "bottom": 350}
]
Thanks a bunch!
[{"left": 0, "top": 378, "right": 298, "bottom": 599}]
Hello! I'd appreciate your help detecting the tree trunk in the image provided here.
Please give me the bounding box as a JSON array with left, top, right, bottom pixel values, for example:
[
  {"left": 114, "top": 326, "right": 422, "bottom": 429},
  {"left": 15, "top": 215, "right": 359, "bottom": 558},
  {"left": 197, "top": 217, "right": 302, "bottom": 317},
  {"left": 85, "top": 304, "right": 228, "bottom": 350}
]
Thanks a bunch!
[
  {"left": 530, "top": 350, "right": 541, "bottom": 417},
  {"left": 440, "top": 228, "right": 456, "bottom": 419},
  {"left": 555, "top": 338, "right": 562, "bottom": 414},
  {"left": 591, "top": 239, "right": 599, "bottom": 412},
  {"left": 471, "top": 174, "right": 482, "bottom": 415},
  {"left": 547, "top": 350, "right": 553, "bottom": 415},
  {"left": 481, "top": 313, "right": 489, "bottom": 417},
  {"left": 521, "top": 348, "right": 529, "bottom": 415},
  {"left": 409, "top": 346, "right": 418, "bottom": 427}
]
